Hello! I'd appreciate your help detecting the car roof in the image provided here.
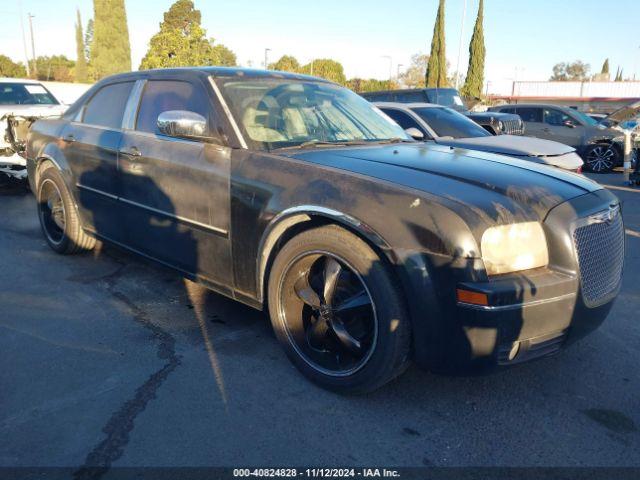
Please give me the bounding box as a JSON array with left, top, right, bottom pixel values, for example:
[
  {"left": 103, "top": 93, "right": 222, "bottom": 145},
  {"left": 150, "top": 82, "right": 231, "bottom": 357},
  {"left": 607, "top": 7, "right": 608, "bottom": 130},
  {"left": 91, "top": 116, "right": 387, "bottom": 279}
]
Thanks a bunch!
[
  {"left": 0, "top": 77, "right": 43, "bottom": 84},
  {"left": 373, "top": 101, "right": 444, "bottom": 109},
  {"left": 96, "top": 67, "right": 332, "bottom": 84}
]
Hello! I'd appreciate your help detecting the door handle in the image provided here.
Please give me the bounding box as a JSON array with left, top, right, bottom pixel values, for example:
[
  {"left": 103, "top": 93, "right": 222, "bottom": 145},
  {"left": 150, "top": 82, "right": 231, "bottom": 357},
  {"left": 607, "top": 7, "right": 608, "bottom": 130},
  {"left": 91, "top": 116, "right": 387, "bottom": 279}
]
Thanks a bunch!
[
  {"left": 119, "top": 146, "right": 141, "bottom": 157},
  {"left": 62, "top": 134, "right": 75, "bottom": 143}
]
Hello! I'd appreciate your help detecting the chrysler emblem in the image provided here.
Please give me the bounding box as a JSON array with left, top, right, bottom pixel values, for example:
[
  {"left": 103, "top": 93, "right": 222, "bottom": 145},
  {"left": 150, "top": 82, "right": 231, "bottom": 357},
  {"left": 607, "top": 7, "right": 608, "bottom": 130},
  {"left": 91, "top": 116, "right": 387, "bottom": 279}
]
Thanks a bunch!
[{"left": 589, "top": 204, "right": 620, "bottom": 225}]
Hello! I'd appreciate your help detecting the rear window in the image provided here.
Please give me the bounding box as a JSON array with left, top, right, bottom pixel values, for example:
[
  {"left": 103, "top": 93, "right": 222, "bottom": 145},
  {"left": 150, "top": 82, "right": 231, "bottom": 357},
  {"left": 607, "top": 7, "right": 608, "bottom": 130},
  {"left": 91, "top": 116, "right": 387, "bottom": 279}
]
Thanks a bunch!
[
  {"left": 83, "top": 82, "right": 134, "bottom": 129},
  {"left": 394, "top": 91, "right": 428, "bottom": 103},
  {"left": 0, "top": 83, "right": 58, "bottom": 105},
  {"left": 411, "top": 106, "right": 490, "bottom": 138}
]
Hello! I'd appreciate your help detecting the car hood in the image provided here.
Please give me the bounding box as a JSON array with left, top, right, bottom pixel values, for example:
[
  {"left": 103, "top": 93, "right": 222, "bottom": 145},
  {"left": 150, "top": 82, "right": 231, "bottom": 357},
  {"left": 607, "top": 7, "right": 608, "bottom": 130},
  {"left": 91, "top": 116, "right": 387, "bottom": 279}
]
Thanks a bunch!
[
  {"left": 285, "top": 143, "right": 600, "bottom": 231},
  {"left": 433, "top": 135, "right": 575, "bottom": 157},
  {"left": 0, "top": 104, "right": 67, "bottom": 119},
  {"left": 605, "top": 99, "right": 640, "bottom": 124}
]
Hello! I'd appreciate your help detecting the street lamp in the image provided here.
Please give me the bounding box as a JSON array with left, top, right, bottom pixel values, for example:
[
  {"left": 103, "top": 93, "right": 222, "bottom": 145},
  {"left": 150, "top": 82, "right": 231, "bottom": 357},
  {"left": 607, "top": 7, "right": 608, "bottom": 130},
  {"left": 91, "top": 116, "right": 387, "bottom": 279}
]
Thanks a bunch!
[
  {"left": 454, "top": 0, "right": 468, "bottom": 89},
  {"left": 396, "top": 64, "right": 404, "bottom": 83},
  {"left": 264, "top": 48, "right": 271, "bottom": 70}
]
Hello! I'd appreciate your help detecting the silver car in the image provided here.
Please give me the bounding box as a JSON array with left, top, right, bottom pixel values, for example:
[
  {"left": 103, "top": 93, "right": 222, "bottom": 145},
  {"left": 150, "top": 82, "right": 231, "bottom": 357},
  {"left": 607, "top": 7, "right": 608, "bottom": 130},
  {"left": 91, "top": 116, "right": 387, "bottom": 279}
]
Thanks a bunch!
[{"left": 375, "top": 102, "right": 583, "bottom": 172}]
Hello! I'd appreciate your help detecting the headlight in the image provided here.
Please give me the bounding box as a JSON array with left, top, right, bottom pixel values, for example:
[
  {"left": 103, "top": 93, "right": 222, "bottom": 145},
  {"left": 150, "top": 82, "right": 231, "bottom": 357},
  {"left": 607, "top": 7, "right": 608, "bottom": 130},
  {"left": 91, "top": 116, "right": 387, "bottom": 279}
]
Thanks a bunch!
[
  {"left": 481, "top": 222, "right": 549, "bottom": 275},
  {"left": 498, "top": 120, "right": 504, "bottom": 131},
  {"left": 612, "top": 135, "right": 624, "bottom": 143}
]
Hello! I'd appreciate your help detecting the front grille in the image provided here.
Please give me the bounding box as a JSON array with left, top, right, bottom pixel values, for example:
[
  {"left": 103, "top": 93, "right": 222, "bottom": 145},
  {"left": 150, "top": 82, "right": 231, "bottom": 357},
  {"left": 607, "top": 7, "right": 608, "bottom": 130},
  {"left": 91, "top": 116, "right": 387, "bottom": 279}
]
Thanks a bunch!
[
  {"left": 573, "top": 210, "right": 624, "bottom": 308},
  {"left": 501, "top": 119, "right": 524, "bottom": 135}
]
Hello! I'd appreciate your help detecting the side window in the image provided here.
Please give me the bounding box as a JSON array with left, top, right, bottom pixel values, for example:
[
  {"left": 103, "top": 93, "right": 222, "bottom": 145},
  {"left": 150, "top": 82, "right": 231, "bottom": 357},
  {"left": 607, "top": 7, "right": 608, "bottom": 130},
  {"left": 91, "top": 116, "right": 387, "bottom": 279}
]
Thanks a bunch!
[
  {"left": 382, "top": 109, "right": 425, "bottom": 134},
  {"left": 136, "top": 80, "right": 211, "bottom": 135},
  {"left": 499, "top": 107, "right": 516, "bottom": 114},
  {"left": 82, "top": 82, "right": 135, "bottom": 129},
  {"left": 543, "top": 108, "right": 572, "bottom": 126},
  {"left": 516, "top": 107, "right": 543, "bottom": 123}
]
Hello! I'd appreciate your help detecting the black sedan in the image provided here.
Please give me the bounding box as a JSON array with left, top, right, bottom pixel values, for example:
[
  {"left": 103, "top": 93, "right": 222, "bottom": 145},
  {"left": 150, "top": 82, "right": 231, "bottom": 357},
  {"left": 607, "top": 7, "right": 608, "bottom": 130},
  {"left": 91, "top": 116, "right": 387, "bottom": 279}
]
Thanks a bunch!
[{"left": 26, "top": 68, "right": 624, "bottom": 393}]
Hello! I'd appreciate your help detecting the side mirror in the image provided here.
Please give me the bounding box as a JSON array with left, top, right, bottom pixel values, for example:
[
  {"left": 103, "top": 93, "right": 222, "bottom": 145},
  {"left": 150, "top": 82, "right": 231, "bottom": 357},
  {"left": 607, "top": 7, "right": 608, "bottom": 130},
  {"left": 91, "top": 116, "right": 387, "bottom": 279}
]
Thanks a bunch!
[
  {"left": 563, "top": 120, "right": 576, "bottom": 128},
  {"left": 157, "top": 110, "right": 209, "bottom": 139},
  {"left": 405, "top": 127, "right": 425, "bottom": 140}
]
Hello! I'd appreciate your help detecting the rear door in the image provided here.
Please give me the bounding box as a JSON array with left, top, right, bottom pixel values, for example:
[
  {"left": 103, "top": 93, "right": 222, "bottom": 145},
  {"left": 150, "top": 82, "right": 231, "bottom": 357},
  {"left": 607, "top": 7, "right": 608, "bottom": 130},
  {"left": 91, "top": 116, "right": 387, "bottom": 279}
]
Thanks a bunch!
[
  {"left": 118, "top": 78, "right": 233, "bottom": 289},
  {"left": 60, "top": 80, "right": 135, "bottom": 242}
]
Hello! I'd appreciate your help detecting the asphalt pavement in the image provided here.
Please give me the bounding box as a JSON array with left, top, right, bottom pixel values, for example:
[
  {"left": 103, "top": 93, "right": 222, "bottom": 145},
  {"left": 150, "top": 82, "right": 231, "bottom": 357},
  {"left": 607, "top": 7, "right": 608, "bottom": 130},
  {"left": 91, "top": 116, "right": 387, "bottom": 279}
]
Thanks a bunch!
[{"left": 1, "top": 172, "right": 639, "bottom": 472}]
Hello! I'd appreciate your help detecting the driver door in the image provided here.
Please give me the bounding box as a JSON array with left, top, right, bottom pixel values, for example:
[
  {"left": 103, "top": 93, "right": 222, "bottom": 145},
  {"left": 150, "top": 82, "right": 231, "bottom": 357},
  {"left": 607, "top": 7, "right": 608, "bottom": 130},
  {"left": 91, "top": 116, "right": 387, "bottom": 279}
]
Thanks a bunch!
[{"left": 118, "top": 78, "right": 233, "bottom": 290}]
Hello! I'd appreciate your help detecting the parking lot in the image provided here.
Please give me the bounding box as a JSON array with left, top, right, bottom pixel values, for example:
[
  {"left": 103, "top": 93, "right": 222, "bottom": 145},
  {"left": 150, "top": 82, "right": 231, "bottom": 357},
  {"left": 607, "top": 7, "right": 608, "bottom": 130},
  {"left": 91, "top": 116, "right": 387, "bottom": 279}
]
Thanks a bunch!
[{"left": 1, "top": 172, "right": 639, "bottom": 471}]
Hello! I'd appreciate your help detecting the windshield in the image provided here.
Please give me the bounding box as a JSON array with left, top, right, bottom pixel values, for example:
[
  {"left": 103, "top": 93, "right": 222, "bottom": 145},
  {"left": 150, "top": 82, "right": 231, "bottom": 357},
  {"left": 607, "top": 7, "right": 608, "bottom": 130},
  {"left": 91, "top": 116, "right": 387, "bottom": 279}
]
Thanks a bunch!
[
  {"left": 424, "top": 89, "right": 467, "bottom": 112},
  {"left": 411, "top": 106, "right": 490, "bottom": 138},
  {"left": 217, "top": 78, "right": 409, "bottom": 150},
  {"left": 570, "top": 109, "right": 598, "bottom": 127},
  {"left": 0, "top": 83, "right": 59, "bottom": 105}
]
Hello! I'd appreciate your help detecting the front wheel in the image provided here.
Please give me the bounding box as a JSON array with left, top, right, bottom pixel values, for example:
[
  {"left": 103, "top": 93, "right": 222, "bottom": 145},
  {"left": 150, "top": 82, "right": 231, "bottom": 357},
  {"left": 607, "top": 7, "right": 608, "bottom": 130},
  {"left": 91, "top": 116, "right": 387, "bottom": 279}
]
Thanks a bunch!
[
  {"left": 584, "top": 144, "right": 619, "bottom": 173},
  {"left": 268, "top": 225, "right": 411, "bottom": 394}
]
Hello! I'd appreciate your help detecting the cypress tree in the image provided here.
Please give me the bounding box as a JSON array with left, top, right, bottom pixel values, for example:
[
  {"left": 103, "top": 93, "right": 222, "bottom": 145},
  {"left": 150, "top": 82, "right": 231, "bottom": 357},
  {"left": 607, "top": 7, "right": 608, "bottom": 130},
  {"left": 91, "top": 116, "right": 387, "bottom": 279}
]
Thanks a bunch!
[
  {"left": 426, "top": 0, "right": 448, "bottom": 88},
  {"left": 140, "top": 0, "right": 236, "bottom": 70},
  {"left": 75, "top": 9, "right": 88, "bottom": 83},
  {"left": 601, "top": 58, "right": 609, "bottom": 75},
  {"left": 90, "top": 0, "right": 131, "bottom": 79},
  {"left": 461, "top": 0, "right": 485, "bottom": 98}
]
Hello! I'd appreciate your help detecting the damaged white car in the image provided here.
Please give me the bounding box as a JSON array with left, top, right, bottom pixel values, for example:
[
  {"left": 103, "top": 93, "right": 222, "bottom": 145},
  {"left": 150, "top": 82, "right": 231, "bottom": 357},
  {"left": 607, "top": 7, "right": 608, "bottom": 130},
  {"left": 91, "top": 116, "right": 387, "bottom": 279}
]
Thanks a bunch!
[{"left": 1, "top": 79, "right": 67, "bottom": 182}]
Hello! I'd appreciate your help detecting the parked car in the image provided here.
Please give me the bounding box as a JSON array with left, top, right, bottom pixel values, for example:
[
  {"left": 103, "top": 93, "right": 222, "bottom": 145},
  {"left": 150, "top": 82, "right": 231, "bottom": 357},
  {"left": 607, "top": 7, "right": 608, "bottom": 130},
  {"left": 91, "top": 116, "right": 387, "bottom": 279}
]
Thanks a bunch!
[
  {"left": 0, "top": 78, "right": 67, "bottom": 182},
  {"left": 488, "top": 103, "right": 633, "bottom": 173},
  {"left": 27, "top": 68, "right": 623, "bottom": 393},
  {"left": 361, "top": 88, "right": 525, "bottom": 135},
  {"left": 375, "top": 102, "right": 583, "bottom": 171}
]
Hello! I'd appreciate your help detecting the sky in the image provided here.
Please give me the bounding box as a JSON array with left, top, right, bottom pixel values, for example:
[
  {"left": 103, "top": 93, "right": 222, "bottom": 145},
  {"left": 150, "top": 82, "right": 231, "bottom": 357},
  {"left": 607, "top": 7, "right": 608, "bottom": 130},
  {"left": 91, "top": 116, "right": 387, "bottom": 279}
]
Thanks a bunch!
[{"left": 1, "top": 0, "right": 639, "bottom": 94}]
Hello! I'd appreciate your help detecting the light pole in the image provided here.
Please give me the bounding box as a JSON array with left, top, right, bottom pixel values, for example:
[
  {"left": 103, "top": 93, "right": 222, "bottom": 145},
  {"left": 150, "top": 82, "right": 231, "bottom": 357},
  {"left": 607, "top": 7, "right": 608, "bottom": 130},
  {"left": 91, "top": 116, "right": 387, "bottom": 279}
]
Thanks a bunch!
[
  {"left": 381, "top": 55, "right": 392, "bottom": 81},
  {"left": 264, "top": 48, "right": 271, "bottom": 70},
  {"left": 454, "top": 0, "right": 468, "bottom": 89},
  {"left": 28, "top": 12, "right": 36, "bottom": 77},
  {"left": 396, "top": 63, "right": 404, "bottom": 84},
  {"left": 18, "top": 0, "right": 30, "bottom": 77}
]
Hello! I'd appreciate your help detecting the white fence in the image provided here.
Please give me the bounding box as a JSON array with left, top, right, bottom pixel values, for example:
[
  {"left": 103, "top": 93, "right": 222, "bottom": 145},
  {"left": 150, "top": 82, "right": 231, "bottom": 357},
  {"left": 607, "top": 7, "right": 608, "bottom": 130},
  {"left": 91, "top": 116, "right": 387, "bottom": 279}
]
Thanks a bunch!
[{"left": 512, "top": 81, "right": 640, "bottom": 99}]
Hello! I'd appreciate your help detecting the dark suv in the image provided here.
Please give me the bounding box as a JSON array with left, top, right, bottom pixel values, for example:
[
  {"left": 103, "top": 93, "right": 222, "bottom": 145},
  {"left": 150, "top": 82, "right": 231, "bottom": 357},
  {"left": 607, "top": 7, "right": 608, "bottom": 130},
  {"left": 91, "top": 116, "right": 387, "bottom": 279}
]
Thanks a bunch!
[
  {"left": 361, "top": 88, "right": 524, "bottom": 135},
  {"left": 489, "top": 103, "right": 625, "bottom": 173}
]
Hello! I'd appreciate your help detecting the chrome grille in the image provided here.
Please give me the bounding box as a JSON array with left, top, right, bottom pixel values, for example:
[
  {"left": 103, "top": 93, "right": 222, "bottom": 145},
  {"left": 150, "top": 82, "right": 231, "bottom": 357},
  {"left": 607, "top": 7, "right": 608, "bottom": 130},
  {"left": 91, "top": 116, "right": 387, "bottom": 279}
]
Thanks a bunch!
[
  {"left": 501, "top": 119, "right": 524, "bottom": 135},
  {"left": 573, "top": 210, "right": 624, "bottom": 308}
]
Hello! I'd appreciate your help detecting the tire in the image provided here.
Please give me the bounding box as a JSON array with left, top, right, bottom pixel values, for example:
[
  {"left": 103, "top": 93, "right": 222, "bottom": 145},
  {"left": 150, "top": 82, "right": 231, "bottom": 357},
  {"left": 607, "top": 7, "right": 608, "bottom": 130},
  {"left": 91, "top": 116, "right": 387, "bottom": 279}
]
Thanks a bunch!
[
  {"left": 267, "top": 224, "right": 411, "bottom": 394},
  {"left": 584, "top": 144, "right": 619, "bottom": 173},
  {"left": 36, "top": 164, "right": 95, "bottom": 254}
]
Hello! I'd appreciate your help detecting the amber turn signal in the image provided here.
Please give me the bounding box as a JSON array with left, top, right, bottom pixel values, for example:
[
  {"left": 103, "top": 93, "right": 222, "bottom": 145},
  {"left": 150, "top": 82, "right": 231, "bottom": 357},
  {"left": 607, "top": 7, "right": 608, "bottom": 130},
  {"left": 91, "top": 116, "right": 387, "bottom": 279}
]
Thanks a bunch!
[{"left": 456, "top": 289, "right": 489, "bottom": 306}]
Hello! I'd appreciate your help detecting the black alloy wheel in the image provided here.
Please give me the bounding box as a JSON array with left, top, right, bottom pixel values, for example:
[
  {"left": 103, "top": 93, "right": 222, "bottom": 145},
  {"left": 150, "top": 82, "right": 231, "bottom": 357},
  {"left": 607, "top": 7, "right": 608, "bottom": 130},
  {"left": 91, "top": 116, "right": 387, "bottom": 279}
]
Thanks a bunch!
[{"left": 278, "top": 251, "right": 377, "bottom": 376}]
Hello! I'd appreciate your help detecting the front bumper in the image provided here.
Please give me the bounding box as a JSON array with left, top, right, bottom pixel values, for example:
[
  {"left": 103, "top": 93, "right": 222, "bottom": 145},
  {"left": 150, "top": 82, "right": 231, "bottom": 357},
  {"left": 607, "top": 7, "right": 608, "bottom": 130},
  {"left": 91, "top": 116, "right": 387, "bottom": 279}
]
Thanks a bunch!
[{"left": 406, "top": 188, "right": 622, "bottom": 372}]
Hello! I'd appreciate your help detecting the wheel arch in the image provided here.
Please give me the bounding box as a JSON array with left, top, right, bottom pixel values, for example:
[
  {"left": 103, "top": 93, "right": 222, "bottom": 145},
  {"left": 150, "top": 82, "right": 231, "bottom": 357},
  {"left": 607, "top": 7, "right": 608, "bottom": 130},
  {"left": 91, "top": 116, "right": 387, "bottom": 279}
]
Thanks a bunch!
[{"left": 257, "top": 206, "right": 400, "bottom": 306}]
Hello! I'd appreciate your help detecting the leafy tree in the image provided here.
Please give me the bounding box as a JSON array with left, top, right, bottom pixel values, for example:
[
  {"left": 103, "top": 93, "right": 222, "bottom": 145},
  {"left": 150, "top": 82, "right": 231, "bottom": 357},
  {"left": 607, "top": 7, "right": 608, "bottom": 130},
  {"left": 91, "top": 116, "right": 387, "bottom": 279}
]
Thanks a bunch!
[
  {"left": 550, "top": 60, "right": 590, "bottom": 81},
  {"left": 461, "top": 0, "right": 485, "bottom": 98},
  {"left": 269, "top": 55, "right": 300, "bottom": 72},
  {"left": 347, "top": 78, "right": 398, "bottom": 93},
  {"left": 399, "top": 53, "right": 428, "bottom": 88},
  {"left": 601, "top": 58, "right": 609, "bottom": 75},
  {"left": 90, "top": 0, "right": 131, "bottom": 79},
  {"left": 33, "top": 55, "right": 76, "bottom": 82},
  {"left": 301, "top": 59, "right": 346, "bottom": 84},
  {"left": 426, "top": 0, "right": 448, "bottom": 87},
  {"left": 140, "top": 0, "right": 236, "bottom": 69},
  {"left": 75, "top": 9, "right": 88, "bottom": 83},
  {"left": 615, "top": 68, "right": 624, "bottom": 82},
  {"left": 211, "top": 42, "right": 237, "bottom": 66},
  {"left": 0, "top": 55, "right": 27, "bottom": 78}
]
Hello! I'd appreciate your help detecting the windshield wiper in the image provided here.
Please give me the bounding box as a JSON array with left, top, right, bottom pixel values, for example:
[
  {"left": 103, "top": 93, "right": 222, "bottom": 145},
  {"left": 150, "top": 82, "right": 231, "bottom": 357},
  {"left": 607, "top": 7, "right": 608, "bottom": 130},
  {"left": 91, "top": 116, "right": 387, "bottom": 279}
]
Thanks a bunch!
[
  {"left": 274, "top": 140, "right": 368, "bottom": 151},
  {"left": 370, "top": 137, "right": 416, "bottom": 145}
]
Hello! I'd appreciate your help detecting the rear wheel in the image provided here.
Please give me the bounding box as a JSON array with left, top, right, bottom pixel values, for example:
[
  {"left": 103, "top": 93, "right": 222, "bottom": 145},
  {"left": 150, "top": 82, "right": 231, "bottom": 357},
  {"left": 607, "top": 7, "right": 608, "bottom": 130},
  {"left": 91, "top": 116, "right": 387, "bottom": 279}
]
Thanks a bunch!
[
  {"left": 37, "top": 165, "right": 95, "bottom": 254},
  {"left": 268, "top": 225, "right": 411, "bottom": 394},
  {"left": 584, "top": 144, "right": 618, "bottom": 173}
]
